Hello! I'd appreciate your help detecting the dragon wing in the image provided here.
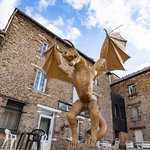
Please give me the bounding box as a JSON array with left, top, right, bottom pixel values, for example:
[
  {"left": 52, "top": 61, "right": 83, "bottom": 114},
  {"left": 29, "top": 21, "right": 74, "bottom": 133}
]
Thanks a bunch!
[
  {"left": 94, "top": 30, "right": 130, "bottom": 78},
  {"left": 100, "top": 30, "right": 130, "bottom": 71},
  {"left": 42, "top": 45, "right": 72, "bottom": 83}
]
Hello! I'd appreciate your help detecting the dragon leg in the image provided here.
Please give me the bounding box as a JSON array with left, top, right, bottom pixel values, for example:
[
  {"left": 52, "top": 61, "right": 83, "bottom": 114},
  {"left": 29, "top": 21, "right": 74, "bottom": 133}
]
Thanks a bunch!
[{"left": 66, "top": 100, "right": 83, "bottom": 150}]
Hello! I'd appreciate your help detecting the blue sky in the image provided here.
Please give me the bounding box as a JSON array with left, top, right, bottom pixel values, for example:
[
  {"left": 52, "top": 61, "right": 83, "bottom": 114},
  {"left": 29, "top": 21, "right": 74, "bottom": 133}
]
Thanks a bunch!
[{"left": 0, "top": 0, "right": 150, "bottom": 77}]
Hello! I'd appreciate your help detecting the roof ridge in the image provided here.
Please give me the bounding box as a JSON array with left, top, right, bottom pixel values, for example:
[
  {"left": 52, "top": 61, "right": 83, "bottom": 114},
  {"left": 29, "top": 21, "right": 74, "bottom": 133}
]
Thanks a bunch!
[{"left": 111, "top": 66, "right": 150, "bottom": 85}]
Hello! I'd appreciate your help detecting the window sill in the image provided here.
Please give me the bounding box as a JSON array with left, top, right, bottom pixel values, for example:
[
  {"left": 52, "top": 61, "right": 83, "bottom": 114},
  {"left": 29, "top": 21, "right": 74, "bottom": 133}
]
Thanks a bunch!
[
  {"left": 27, "top": 87, "right": 52, "bottom": 98},
  {"left": 128, "top": 93, "right": 138, "bottom": 97}
]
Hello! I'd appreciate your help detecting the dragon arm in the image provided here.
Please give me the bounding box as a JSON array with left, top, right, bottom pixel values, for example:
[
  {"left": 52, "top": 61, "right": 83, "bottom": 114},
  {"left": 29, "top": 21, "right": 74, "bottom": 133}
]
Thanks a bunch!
[
  {"left": 93, "top": 58, "right": 107, "bottom": 79},
  {"left": 43, "top": 45, "right": 73, "bottom": 83},
  {"left": 54, "top": 47, "right": 73, "bottom": 80}
]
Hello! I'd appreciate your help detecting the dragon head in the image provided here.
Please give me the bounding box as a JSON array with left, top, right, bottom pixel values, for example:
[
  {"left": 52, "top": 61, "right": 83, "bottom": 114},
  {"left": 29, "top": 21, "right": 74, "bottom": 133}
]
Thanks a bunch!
[
  {"left": 62, "top": 39, "right": 86, "bottom": 67},
  {"left": 63, "top": 48, "right": 86, "bottom": 69},
  {"left": 63, "top": 48, "right": 79, "bottom": 62}
]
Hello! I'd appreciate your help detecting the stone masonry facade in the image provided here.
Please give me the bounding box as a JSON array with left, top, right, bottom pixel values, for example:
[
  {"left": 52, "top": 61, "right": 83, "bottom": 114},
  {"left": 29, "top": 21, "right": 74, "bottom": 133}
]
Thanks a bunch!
[
  {"left": 0, "top": 8, "right": 113, "bottom": 149},
  {"left": 111, "top": 67, "right": 150, "bottom": 142}
]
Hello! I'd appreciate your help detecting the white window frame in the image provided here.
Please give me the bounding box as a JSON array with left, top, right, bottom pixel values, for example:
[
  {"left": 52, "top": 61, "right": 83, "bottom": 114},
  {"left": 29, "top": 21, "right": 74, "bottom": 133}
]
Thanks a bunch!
[
  {"left": 128, "top": 84, "right": 136, "bottom": 96},
  {"left": 33, "top": 69, "right": 47, "bottom": 92},
  {"left": 58, "top": 101, "right": 69, "bottom": 112},
  {"left": 40, "top": 43, "right": 48, "bottom": 56}
]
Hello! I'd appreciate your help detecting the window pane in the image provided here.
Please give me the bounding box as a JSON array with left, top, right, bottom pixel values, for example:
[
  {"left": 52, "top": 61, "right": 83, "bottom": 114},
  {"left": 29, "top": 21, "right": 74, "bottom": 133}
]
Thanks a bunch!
[
  {"left": 39, "top": 73, "right": 45, "bottom": 91},
  {"left": 7, "top": 100, "right": 24, "bottom": 111},
  {"left": 33, "top": 70, "right": 41, "bottom": 90},
  {"left": 33, "top": 69, "right": 46, "bottom": 92},
  {"left": 58, "top": 102, "right": 68, "bottom": 111},
  {"left": 39, "top": 117, "right": 51, "bottom": 140},
  {"left": 128, "top": 84, "right": 136, "bottom": 95},
  {"left": 0, "top": 100, "right": 23, "bottom": 131},
  {"left": 40, "top": 43, "right": 48, "bottom": 56}
]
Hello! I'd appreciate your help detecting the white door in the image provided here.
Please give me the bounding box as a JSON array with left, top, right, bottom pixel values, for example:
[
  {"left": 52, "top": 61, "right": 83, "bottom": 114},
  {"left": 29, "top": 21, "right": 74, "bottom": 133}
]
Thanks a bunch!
[
  {"left": 134, "top": 130, "right": 144, "bottom": 142},
  {"left": 38, "top": 114, "right": 55, "bottom": 150}
]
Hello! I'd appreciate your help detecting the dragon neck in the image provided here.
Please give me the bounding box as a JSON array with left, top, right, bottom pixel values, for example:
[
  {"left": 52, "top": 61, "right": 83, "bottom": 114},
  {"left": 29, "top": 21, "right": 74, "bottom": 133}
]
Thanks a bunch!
[{"left": 74, "top": 58, "right": 87, "bottom": 70}]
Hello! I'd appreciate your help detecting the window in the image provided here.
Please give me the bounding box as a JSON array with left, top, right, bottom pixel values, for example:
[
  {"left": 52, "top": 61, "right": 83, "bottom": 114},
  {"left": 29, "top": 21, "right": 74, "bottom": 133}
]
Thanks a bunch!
[
  {"left": 33, "top": 69, "right": 47, "bottom": 92},
  {"left": 128, "top": 84, "right": 137, "bottom": 96},
  {"left": 40, "top": 43, "right": 48, "bottom": 56},
  {"left": 0, "top": 99, "right": 24, "bottom": 132},
  {"left": 58, "top": 101, "right": 69, "bottom": 112},
  {"left": 131, "top": 107, "right": 141, "bottom": 121}
]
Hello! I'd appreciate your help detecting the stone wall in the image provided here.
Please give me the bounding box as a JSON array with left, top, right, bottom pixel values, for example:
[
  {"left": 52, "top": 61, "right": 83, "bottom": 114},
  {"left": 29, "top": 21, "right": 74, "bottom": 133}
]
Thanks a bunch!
[
  {"left": 0, "top": 12, "right": 73, "bottom": 136},
  {"left": 111, "top": 70, "right": 150, "bottom": 141}
]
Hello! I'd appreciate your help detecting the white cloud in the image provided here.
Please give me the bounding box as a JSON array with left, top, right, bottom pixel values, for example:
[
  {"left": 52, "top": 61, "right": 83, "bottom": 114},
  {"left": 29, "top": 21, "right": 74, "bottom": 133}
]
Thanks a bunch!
[
  {"left": 82, "top": 11, "right": 98, "bottom": 28},
  {"left": 25, "top": 6, "right": 33, "bottom": 16},
  {"left": 64, "top": 0, "right": 90, "bottom": 10},
  {"left": 66, "top": 27, "right": 81, "bottom": 42},
  {"left": 25, "top": 7, "right": 64, "bottom": 37},
  {"left": 0, "top": 0, "right": 21, "bottom": 29},
  {"left": 82, "top": 0, "right": 150, "bottom": 76},
  {"left": 0, "top": 0, "right": 81, "bottom": 45},
  {"left": 25, "top": 6, "right": 81, "bottom": 43},
  {"left": 35, "top": 14, "right": 64, "bottom": 37},
  {"left": 85, "top": 0, "right": 150, "bottom": 51},
  {"left": 38, "top": 0, "right": 56, "bottom": 11},
  {"left": 53, "top": 16, "right": 64, "bottom": 27}
]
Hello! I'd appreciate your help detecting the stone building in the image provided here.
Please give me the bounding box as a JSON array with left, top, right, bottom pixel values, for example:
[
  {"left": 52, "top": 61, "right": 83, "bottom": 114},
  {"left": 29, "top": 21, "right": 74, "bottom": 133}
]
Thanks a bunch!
[
  {"left": 111, "top": 67, "right": 150, "bottom": 143},
  {"left": 0, "top": 8, "right": 113, "bottom": 149}
]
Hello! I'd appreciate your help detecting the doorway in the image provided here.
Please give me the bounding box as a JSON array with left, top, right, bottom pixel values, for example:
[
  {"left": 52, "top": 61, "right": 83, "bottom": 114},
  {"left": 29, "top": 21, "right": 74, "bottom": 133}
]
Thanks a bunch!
[{"left": 38, "top": 113, "right": 55, "bottom": 150}]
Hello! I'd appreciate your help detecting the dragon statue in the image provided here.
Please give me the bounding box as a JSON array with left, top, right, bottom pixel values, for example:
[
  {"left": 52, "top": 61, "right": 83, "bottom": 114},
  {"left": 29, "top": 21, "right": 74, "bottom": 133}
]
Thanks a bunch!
[{"left": 42, "top": 30, "right": 130, "bottom": 149}]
